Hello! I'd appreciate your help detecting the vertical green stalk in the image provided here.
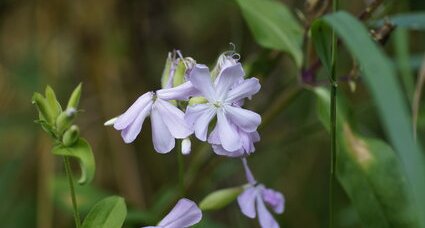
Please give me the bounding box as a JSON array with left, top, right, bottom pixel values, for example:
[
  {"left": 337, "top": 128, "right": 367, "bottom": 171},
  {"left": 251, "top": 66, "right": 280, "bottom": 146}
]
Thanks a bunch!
[
  {"left": 177, "top": 151, "right": 185, "bottom": 197},
  {"left": 329, "top": 0, "right": 338, "bottom": 227},
  {"left": 63, "top": 156, "right": 81, "bottom": 228}
]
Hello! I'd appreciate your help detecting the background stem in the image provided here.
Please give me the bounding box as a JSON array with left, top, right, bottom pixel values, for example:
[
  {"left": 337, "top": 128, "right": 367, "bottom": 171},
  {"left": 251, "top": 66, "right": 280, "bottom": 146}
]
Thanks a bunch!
[
  {"left": 177, "top": 151, "right": 185, "bottom": 197},
  {"left": 63, "top": 156, "right": 81, "bottom": 228},
  {"left": 330, "top": 0, "right": 339, "bottom": 227}
]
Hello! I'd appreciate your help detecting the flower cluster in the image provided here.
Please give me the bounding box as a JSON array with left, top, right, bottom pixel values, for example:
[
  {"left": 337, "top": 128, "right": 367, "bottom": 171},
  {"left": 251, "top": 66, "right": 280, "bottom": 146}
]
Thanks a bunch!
[
  {"left": 107, "top": 50, "right": 261, "bottom": 157},
  {"left": 106, "top": 49, "right": 285, "bottom": 228}
]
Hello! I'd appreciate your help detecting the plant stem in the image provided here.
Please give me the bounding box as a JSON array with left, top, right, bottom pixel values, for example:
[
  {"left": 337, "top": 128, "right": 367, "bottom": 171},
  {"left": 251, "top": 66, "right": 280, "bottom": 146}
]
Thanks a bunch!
[
  {"left": 329, "top": 0, "right": 338, "bottom": 228},
  {"left": 177, "top": 151, "right": 185, "bottom": 197},
  {"left": 63, "top": 156, "right": 81, "bottom": 228}
]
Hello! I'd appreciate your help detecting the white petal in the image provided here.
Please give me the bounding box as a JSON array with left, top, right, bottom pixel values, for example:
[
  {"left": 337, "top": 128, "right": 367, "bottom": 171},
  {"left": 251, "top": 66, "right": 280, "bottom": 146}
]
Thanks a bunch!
[
  {"left": 155, "top": 99, "right": 192, "bottom": 139},
  {"left": 226, "top": 78, "right": 261, "bottom": 103},
  {"left": 215, "top": 63, "right": 245, "bottom": 100},
  {"left": 114, "top": 92, "right": 153, "bottom": 130},
  {"left": 158, "top": 198, "right": 202, "bottom": 228},
  {"left": 156, "top": 81, "right": 200, "bottom": 101},
  {"left": 151, "top": 107, "right": 175, "bottom": 153},
  {"left": 217, "top": 109, "right": 242, "bottom": 151},
  {"left": 188, "top": 64, "right": 216, "bottom": 102},
  {"left": 256, "top": 195, "right": 280, "bottom": 228},
  {"left": 237, "top": 187, "right": 257, "bottom": 219},
  {"left": 120, "top": 102, "right": 152, "bottom": 143},
  {"left": 185, "top": 104, "right": 216, "bottom": 141},
  {"left": 225, "top": 105, "right": 261, "bottom": 132}
]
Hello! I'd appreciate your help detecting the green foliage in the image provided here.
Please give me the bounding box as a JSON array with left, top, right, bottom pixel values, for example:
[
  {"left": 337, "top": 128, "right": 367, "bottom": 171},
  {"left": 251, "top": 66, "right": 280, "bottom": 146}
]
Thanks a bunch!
[
  {"left": 52, "top": 138, "right": 96, "bottom": 185},
  {"left": 199, "top": 186, "right": 243, "bottom": 211},
  {"left": 311, "top": 11, "right": 425, "bottom": 225},
  {"left": 235, "top": 0, "right": 303, "bottom": 67},
  {"left": 67, "top": 83, "right": 82, "bottom": 109},
  {"left": 374, "top": 13, "right": 425, "bottom": 30},
  {"left": 82, "top": 196, "right": 127, "bottom": 228},
  {"left": 315, "top": 88, "right": 421, "bottom": 227}
]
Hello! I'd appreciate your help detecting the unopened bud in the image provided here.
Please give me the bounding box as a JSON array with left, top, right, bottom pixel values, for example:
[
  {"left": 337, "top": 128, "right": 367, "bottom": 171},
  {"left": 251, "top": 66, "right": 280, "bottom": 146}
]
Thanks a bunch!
[
  {"left": 199, "top": 186, "right": 244, "bottom": 211},
  {"left": 62, "top": 125, "right": 80, "bottom": 146},
  {"left": 189, "top": 96, "right": 208, "bottom": 106},
  {"left": 67, "top": 83, "right": 82, "bottom": 109},
  {"left": 32, "top": 92, "right": 55, "bottom": 124},
  {"left": 45, "top": 86, "right": 62, "bottom": 119},
  {"left": 161, "top": 52, "right": 173, "bottom": 88},
  {"left": 181, "top": 138, "right": 191, "bottom": 155},
  {"left": 56, "top": 108, "right": 77, "bottom": 134}
]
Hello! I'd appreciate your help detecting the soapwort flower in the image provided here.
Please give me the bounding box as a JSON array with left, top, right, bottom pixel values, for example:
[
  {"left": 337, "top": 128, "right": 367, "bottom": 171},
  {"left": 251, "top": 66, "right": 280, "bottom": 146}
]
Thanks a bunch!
[
  {"left": 237, "top": 158, "right": 285, "bottom": 228},
  {"left": 185, "top": 62, "right": 261, "bottom": 156},
  {"left": 142, "top": 198, "right": 202, "bottom": 228},
  {"left": 112, "top": 82, "right": 198, "bottom": 153}
]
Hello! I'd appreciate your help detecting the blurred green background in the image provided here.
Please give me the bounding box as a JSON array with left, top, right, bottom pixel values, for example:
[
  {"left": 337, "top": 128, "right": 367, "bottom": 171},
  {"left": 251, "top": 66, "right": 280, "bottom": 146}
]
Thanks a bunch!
[{"left": 1, "top": 0, "right": 425, "bottom": 227}]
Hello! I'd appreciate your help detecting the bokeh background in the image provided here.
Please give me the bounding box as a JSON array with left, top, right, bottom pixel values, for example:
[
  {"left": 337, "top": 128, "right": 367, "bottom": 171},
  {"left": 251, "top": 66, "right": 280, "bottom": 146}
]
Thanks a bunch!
[{"left": 1, "top": 0, "right": 424, "bottom": 227}]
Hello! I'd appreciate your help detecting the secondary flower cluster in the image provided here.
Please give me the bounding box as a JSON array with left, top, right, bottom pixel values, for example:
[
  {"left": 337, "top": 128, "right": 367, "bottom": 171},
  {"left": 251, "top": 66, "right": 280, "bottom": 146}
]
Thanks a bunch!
[{"left": 108, "top": 50, "right": 261, "bottom": 157}]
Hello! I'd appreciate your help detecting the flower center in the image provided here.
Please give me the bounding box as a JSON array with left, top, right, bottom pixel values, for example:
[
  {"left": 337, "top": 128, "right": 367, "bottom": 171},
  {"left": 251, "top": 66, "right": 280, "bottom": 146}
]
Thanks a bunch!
[{"left": 213, "top": 101, "right": 222, "bottom": 108}]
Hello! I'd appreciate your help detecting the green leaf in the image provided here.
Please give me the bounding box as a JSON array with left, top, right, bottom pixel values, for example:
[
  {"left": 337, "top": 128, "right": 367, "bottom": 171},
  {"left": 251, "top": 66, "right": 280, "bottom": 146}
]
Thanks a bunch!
[
  {"left": 235, "top": 0, "right": 303, "bottom": 67},
  {"left": 310, "top": 21, "right": 332, "bottom": 74},
  {"left": 52, "top": 138, "right": 95, "bottom": 185},
  {"left": 311, "top": 11, "right": 425, "bottom": 225},
  {"left": 67, "top": 83, "right": 82, "bottom": 109},
  {"left": 374, "top": 13, "right": 425, "bottom": 30},
  {"left": 199, "top": 186, "right": 243, "bottom": 211},
  {"left": 315, "top": 88, "right": 421, "bottom": 227},
  {"left": 82, "top": 196, "right": 127, "bottom": 228}
]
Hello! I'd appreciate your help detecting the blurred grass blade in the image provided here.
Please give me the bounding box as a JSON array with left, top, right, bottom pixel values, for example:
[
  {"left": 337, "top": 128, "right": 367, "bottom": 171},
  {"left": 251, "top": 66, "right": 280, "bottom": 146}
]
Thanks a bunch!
[
  {"left": 311, "top": 21, "right": 332, "bottom": 74},
  {"left": 374, "top": 13, "right": 425, "bottom": 30},
  {"left": 52, "top": 138, "right": 95, "bottom": 185},
  {"left": 82, "top": 196, "right": 127, "bottom": 228},
  {"left": 394, "top": 28, "right": 414, "bottom": 103},
  {"left": 315, "top": 88, "right": 421, "bottom": 227},
  {"left": 235, "top": 0, "right": 303, "bottom": 67},
  {"left": 311, "top": 12, "right": 425, "bottom": 225}
]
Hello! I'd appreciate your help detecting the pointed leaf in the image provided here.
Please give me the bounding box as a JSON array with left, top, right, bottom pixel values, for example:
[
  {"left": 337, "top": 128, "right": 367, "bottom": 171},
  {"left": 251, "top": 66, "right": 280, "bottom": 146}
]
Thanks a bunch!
[
  {"left": 235, "top": 0, "right": 303, "bottom": 67},
  {"left": 82, "top": 196, "right": 127, "bottom": 228}
]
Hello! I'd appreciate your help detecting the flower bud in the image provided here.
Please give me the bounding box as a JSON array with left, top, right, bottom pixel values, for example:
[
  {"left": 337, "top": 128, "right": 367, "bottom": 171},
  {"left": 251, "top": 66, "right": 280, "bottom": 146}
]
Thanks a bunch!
[
  {"left": 32, "top": 92, "right": 55, "bottom": 124},
  {"left": 45, "top": 85, "right": 62, "bottom": 119},
  {"left": 161, "top": 52, "right": 173, "bottom": 88},
  {"left": 67, "top": 83, "right": 82, "bottom": 109},
  {"left": 62, "top": 125, "right": 80, "bottom": 146},
  {"left": 56, "top": 108, "right": 77, "bottom": 134},
  {"left": 211, "top": 52, "right": 239, "bottom": 80},
  {"left": 199, "top": 186, "right": 244, "bottom": 211},
  {"left": 188, "top": 96, "right": 208, "bottom": 106},
  {"left": 181, "top": 138, "right": 191, "bottom": 155}
]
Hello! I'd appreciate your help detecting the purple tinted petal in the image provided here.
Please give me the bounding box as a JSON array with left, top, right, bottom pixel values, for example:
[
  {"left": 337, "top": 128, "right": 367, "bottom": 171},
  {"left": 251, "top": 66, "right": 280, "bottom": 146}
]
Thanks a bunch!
[
  {"left": 226, "top": 78, "right": 261, "bottom": 103},
  {"left": 215, "top": 63, "right": 245, "bottom": 100},
  {"left": 225, "top": 106, "right": 261, "bottom": 132},
  {"left": 217, "top": 110, "right": 242, "bottom": 151},
  {"left": 207, "top": 125, "right": 220, "bottom": 144},
  {"left": 212, "top": 144, "right": 245, "bottom": 157},
  {"left": 120, "top": 101, "right": 152, "bottom": 143},
  {"left": 237, "top": 187, "right": 257, "bottom": 219},
  {"left": 256, "top": 195, "right": 280, "bottom": 228},
  {"left": 155, "top": 99, "right": 192, "bottom": 139},
  {"left": 188, "top": 64, "right": 216, "bottom": 102},
  {"left": 185, "top": 104, "right": 216, "bottom": 141},
  {"left": 242, "top": 158, "right": 256, "bottom": 185},
  {"left": 156, "top": 82, "right": 200, "bottom": 101},
  {"left": 158, "top": 198, "right": 202, "bottom": 228},
  {"left": 151, "top": 107, "right": 175, "bottom": 153},
  {"left": 261, "top": 188, "right": 285, "bottom": 214},
  {"left": 114, "top": 92, "right": 153, "bottom": 130}
]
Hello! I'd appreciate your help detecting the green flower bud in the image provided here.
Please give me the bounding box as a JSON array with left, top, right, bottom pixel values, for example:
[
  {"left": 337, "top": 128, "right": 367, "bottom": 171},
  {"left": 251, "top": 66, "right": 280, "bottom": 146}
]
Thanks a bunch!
[
  {"left": 67, "top": 83, "right": 82, "bottom": 109},
  {"left": 32, "top": 92, "right": 55, "bottom": 124},
  {"left": 45, "top": 85, "right": 62, "bottom": 119},
  {"left": 56, "top": 108, "right": 77, "bottom": 134},
  {"left": 161, "top": 52, "right": 173, "bottom": 88},
  {"left": 188, "top": 96, "right": 208, "bottom": 106},
  {"left": 173, "top": 59, "right": 186, "bottom": 87},
  {"left": 199, "top": 186, "right": 244, "bottom": 211},
  {"left": 62, "top": 125, "right": 80, "bottom": 146}
]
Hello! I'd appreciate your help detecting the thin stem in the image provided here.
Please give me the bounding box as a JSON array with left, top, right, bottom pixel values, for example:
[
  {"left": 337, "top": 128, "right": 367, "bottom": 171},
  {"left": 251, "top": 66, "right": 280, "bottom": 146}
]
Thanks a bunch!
[
  {"left": 329, "top": 0, "right": 338, "bottom": 227},
  {"left": 177, "top": 151, "right": 185, "bottom": 197},
  {"left": 63, "top": 156, "right": 81, "bottom": 228}
]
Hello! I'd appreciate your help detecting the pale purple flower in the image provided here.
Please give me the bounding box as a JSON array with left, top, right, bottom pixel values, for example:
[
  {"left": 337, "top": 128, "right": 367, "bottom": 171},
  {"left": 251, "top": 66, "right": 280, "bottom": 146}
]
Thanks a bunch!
[
  {"left": 185, "top": 63, "right": 261, "bottom": 155},
  {"left": 113, "top": 82, "right": 198, "bottom": 153},
  {"left": 142, "top": 198, "right": 202, "bottom": 228},
  {"left": 237, "top": 158, "right": 285, "bottom": 228}
]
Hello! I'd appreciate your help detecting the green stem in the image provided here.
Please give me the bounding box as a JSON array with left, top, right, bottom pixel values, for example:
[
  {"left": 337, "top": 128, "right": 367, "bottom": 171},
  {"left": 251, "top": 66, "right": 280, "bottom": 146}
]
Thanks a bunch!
[
  {"left": 330, "top": 0, "right": 338, "bottom": 227},
  {"left": 177, "top": 151, "right": 185, "bottom": 197},
  {"left": 63, "top": 156, "right": 81, "bottom": 228}
]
